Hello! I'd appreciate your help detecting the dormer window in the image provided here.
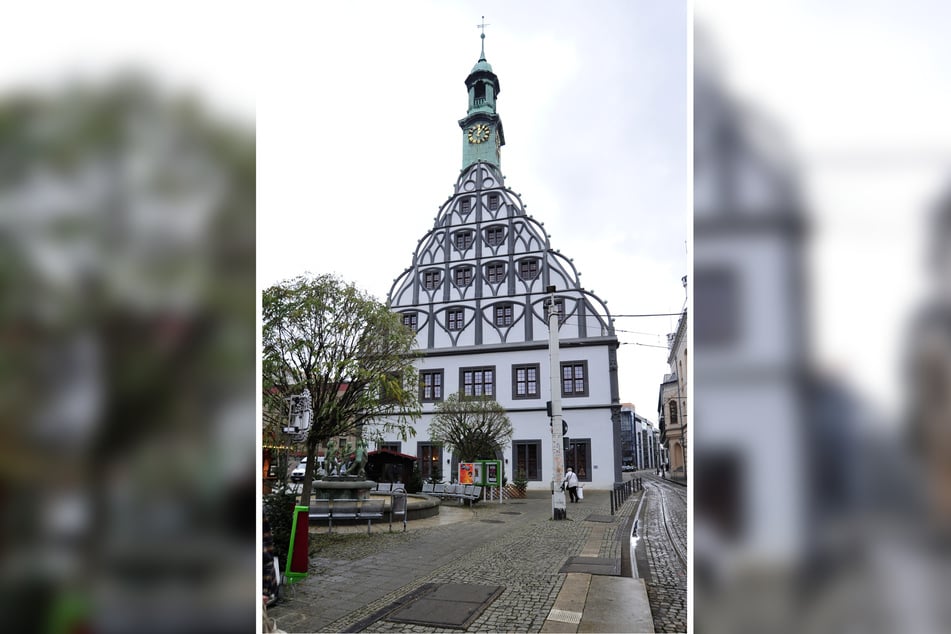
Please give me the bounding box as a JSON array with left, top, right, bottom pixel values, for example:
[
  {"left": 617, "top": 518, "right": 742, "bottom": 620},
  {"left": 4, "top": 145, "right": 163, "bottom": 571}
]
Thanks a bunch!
[
  {"left": 484, "top": 225, "right": 505, "bottom": 247},
  {"left": 453, "top": 266, "right": 473, "bottom": 287},
  {"left": 494, "top": 304, "right": 514, "bottom": 327},
  {"left": 454, "top": 230, "right": 474, "bottom": 251},
  {"left": 447, "top": 308, "right": 464, "bottom": 331},
  {"left": 485, "top": 262, "right": 505, "bottom": 283},
  {"left": 518, "top": 258, "right": 540, "bottom": 280},
  {"left": 422, "top": 270, "right": 441, "bottom": 290},
  {"left": 488, "top": 194, "right": 500, "bottom": 211}
]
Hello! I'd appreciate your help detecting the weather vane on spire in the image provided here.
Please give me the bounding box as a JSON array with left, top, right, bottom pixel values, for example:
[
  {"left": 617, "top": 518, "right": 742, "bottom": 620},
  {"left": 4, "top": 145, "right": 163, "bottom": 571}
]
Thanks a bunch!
[{"left": 477, "top": 15, "right": 490, "bottom": 59}]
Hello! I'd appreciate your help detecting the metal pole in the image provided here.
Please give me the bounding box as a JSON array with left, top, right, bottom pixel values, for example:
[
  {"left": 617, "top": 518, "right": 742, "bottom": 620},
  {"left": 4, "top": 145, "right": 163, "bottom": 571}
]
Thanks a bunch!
[{"left": 547, "top": 286, "right": 567, "bottom": 520}]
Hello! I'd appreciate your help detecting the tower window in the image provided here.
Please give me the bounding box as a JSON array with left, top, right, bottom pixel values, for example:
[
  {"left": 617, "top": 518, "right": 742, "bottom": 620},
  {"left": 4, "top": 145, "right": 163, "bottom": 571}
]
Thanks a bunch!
[
  {"left": 484, "top": 225, "right": 505, "bottom": 247},
  {"left": 422, "top": 270, "right": 441, "bottom": 290},
  {"left": 460, "top": 198, "right": 471, "bottom": 214},
  {"left": 518, "top": 258, "right": 540, "bottom": 280},
  {"left": 475, "top": 83, "right": 486, "bottom": 101},
  {"left": 494, "top": 304, "right": 513, "bottom": 327},
  {"left": 447, "top": 308, "right": 464, "bottom": 331},
  {"left": 454, "top": 230, "right": 474, "bottom": 251},
  {"left": 488, "top": 194, "right": 500, "bottom": 211},
  {"left": 401, "top": 312, "right": 418, "bottom": 330},
  {"left": 485, "top": 262, "right": 505, "bottom": 283},
  {"left": 453, "top": 266, "right": 473, "bottom": 287}
]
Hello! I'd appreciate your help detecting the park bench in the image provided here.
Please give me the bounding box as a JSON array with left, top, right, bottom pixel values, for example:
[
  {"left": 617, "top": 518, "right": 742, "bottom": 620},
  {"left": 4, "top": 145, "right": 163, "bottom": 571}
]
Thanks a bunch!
[{"left": 358, "top": 498, "right": 385, "bottom": 534}]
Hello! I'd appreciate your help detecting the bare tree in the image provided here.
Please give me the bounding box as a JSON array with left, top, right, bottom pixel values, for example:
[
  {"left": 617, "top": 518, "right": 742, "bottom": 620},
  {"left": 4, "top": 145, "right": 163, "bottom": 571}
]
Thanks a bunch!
[
  {"left": 429, "top": 393, "right": 513, "bottom": 462},
  {"left": 263, "top": 274, "right": 421, "bottom": 505}
]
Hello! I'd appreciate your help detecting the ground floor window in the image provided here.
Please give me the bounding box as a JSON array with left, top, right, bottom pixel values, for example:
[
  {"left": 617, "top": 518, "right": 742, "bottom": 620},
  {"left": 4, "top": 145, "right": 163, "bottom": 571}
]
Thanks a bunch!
[
  {"left": 378, "top": 441, "right": 401, "bottom": 453},
  {"left": 512, "top": 440, "right": 542, "bottom": 481},
  {"left": 564, "top": 438, "right": 592, "bottom": 481},
  {"left": 418, "top": 442, "right": 443, "bottom": 482}
]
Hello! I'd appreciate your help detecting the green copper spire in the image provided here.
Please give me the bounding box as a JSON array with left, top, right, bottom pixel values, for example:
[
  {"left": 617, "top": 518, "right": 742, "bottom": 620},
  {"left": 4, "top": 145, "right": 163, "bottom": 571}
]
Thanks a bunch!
[{"left": 459, "top": 17, "right": 504, "bottom": 171}]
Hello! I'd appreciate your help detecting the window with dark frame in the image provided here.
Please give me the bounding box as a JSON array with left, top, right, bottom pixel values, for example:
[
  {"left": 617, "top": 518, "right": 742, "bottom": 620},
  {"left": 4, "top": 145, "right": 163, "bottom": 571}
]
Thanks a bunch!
[
  {"left": 494, "top": 304, "right": 513, "bottom": 327},
  {"left": 454, "top": 230, "right": 473, "bottom": 251},
  {"left": 513, "top": 440, "right": 542, "bottom": 480},
  {"left": 401, "top": 312, "right": 418, "bottom": 330},
  {"left": 484, "top": 225, "right": 505, "bottom": 247},
  {"left": 418, "top": 442, "right": 442, "bottom": 481},
  {"left": 378, "top": 441, "right": 401, "bottom": 453},
  {"left": 518, "top": 258, "right": 540, "bottom": 280},
  {"left": 561, "top": 361, "right": 588, "bottom": 397},
  {"left": 488, "top": 194, "right": 500, "bottom": 210},
  {"left": 669, "top": 400, "right": 678, "bottom": 425},
  {"left": 447, "top": 308, "right": 464, "bottom": 331},
  {"left": 460, "top": 198, "right": 471, "bottom": 214},
  {"left": 419, "top": 370, "right": 444, "bottom": 402},
  {"left": 423, "top": 270, "right": 441, "bottom": 290},
  {"left": 564, "top": 438, "right": 592, "bottom": 482},
  {"left": 512, "top": 364, "right": 540, "bottom": 399},
  {"left": 485, "top": 262, "right": 505, "bottom": 283},
  {"left": 461, "top": 366, "right": 495, "bottom": 398},
  {"left": 453, "top": 266, "right": 473, "bottom": 287}
]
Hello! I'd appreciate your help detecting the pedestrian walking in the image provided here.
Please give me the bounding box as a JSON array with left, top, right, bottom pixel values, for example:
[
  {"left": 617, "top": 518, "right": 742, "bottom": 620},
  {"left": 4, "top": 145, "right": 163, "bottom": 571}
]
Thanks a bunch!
[{"left": 563, "top": 467, "right": 580, "bottom": 503}]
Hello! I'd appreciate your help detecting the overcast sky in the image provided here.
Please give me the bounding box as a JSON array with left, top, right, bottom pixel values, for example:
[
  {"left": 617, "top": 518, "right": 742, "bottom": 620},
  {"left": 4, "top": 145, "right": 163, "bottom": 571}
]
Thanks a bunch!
[
  {"left": 0, "top": 1, "right": 688, "bottom": 420},
  {"left": 697, "top": 0, "right": 951, "bottom": 421},
  {"left": 259, "top": 1, "right": 689, "bottom": 418}
]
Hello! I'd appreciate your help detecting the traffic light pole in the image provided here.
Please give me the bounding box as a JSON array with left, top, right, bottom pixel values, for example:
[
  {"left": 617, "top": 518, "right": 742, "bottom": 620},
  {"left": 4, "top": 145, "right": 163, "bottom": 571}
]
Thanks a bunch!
[{"left": 547, "top": 286, "right": 567, "bottom": 520}]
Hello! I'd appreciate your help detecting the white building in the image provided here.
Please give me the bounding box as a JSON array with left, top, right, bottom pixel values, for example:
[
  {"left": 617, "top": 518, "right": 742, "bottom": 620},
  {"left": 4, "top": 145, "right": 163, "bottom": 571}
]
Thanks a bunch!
[{"left": 379, "top": 40, "right": 622, "bottom": 489}]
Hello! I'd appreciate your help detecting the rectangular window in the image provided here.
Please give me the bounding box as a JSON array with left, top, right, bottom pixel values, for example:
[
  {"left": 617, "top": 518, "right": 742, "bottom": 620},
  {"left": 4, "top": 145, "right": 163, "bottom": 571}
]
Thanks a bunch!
[
  {"left": 494, "top": 304, "right": 513, "bottom": 327},
  {"left": 696, "top": 267, "right": 739, "bottom": 346},
  {"left": 513, "top": 440, "right": 542, "bottom": 481},
  {"left": 518, "top": 259, "right": 539, "bottom": 280},
  {"left": 561, "top": 361, "right": 588, "bottom": 397},
  {"left": 564, "top": 439, "right": 591, "bottom": 482},
  {"left": 669, "top": 400, "right": 679, "bottom": 425},
  {"left": 453, "top": 267, "right": 473, "bottom": 287},
  {"left": 418, "top": 442, "right": 443, "bottom": 482},
  {"left": 488, "top": 194, "right": 500, "bottom": 211},
  {"left": 447, "top": 309, "right": 464, "bottom": 331},
  {"left": 461, "top": 366, "right": 495, "bottom": 398},
  {"left": 484, "top": 226, "right": 505, "bottom": 247},
  {"left": 512, "top": 363, "right": 540, "bottom": 399},
  {"left": 423, "top": 270, "right": 441, "bottom": 290},
  {"left": 401, "top": 312, "right": 418, "bottom": 330},
  {"left": 454, "top": 231, "right": 473, "bottom": 250},
  {"left": 486, "top": 262, "right": 505, "bottom": 283},
  {"left": 419, "top": 370, "right": 443, "bottom": 402},
  {"left": 378, "top": 441, "right": 401, "bottom": 453},
  {"left": 460, "top": 198, "right": 471, "bottom": 213}
]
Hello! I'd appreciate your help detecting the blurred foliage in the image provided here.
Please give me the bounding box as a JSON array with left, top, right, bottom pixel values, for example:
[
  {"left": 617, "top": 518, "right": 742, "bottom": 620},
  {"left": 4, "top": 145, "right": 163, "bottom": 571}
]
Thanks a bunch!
[{"left": 0, "top": 74, "right": 255, "bottom": 630}]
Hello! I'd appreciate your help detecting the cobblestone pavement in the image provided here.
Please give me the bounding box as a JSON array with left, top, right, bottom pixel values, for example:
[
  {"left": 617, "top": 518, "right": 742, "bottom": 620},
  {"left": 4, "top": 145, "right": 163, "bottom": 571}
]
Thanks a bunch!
[
  {"left": 639, "top": 473, "right": 687, "bottom": 633},
  {"left": 268, "top": 489, "right": 642, "bottom": 633}
]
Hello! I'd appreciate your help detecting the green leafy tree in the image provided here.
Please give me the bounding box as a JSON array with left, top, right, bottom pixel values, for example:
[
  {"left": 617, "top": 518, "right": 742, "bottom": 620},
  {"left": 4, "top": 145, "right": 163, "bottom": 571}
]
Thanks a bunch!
[
  {"left": 263, "top": 274, "right": 421, "bottom": 505},
  {"left": 429, "top": 393, "right": 513, "bottom": 462}
]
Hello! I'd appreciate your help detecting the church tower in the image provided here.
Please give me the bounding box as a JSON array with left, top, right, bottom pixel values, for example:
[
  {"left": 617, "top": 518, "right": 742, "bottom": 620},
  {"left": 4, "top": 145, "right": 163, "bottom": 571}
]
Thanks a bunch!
[{"left": 383, "top": 33, "right": 623, "bottom": 490}]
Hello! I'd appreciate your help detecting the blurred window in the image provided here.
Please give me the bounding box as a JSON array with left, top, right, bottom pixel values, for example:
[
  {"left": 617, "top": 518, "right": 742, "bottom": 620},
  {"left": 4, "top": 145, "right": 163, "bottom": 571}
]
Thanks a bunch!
[{"left": 696, "top": 268, "right": 739, "bottom": 345}]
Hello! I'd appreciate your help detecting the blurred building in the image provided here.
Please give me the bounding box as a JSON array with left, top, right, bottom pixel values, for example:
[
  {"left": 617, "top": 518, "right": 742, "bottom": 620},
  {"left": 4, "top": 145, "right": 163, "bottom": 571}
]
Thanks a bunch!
[
  {"left": 694, "top": 54, "right": 811, "bottom": 573},
  {"left": 658, "top": 306, "right": 688, "bottom": 482},
  {"left": 379, "top": 37, "right": 623, "bottom": 489}
]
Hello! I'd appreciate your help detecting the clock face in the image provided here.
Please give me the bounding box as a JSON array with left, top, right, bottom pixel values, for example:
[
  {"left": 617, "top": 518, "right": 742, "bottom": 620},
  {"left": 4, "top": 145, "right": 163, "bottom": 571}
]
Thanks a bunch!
[{"left": 467, "top": 123, "right": 491, "bottom": 144}]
